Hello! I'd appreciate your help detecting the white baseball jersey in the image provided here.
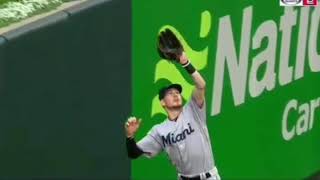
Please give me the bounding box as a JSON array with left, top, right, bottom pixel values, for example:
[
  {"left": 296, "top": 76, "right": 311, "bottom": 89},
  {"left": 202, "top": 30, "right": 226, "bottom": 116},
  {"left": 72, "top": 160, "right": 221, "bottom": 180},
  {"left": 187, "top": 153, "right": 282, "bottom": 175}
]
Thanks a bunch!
[{"left": 137, "top": 97, "right": 216, "bottom": 176}]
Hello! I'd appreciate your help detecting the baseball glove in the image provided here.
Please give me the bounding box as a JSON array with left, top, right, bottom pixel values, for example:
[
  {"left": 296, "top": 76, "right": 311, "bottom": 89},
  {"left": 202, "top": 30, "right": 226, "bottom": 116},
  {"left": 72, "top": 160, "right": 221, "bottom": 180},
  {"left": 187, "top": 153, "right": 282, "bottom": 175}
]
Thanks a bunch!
[{"left": 157, "top": 28, "right": 184, "bottom": 62}]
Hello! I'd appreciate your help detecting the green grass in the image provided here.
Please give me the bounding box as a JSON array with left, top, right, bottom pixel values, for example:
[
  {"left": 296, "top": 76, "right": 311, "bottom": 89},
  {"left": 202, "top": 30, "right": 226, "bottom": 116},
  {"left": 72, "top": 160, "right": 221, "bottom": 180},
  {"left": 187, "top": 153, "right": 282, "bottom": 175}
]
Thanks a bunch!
[
  {"left": 0, "top": 0, "right": 22, "bottom": 6},
  {"left": 0, "top": 0, "right": 73, "bottom": 6},
  {"left": 0, "top": 0, "right": 74, "bottom": 28}
]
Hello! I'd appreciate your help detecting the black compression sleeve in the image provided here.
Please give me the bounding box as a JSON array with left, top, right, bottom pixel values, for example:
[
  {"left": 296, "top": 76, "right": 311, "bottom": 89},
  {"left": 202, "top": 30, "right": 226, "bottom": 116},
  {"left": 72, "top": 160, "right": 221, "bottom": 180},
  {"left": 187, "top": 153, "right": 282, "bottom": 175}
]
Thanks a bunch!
[{"left": 126, "top": 137, "right": 144, "bottom": 159}]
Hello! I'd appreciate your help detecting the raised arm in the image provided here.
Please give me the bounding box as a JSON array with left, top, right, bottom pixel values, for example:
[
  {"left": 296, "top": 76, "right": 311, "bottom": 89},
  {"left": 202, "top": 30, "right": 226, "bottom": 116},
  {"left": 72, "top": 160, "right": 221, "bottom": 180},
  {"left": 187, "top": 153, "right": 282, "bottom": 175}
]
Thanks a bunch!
[
  {"left": 157, "top": 28, "right": 206, "bottom": 107},
  {"left": 179, "top": 52, "right": 206, "bottom": 108}
]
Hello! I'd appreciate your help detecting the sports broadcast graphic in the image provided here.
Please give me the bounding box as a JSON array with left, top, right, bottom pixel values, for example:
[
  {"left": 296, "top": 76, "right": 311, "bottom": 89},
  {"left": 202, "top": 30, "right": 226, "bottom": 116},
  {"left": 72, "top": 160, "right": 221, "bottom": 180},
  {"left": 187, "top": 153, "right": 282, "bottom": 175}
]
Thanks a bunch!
[{"left": 0, "top": 0, "right": 319, "bottom": 179}]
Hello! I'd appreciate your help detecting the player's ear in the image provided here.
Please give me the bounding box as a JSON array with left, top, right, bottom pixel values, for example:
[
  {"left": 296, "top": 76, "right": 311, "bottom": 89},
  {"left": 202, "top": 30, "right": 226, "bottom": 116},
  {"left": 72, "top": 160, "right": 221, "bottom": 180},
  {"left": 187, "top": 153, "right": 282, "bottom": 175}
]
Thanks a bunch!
[{"left": 160, "top": 99, "right": 166, "bottom": 107}]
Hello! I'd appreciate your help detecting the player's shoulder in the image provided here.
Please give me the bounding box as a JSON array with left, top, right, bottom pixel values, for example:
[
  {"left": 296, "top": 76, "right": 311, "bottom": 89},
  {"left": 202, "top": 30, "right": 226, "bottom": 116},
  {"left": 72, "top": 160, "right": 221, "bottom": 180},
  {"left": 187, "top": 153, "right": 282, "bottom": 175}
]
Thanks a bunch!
[
  {"left": 154, "top": 119, "right": 170, "bottom": 129},
  {"left": 151, "top": 119, "right": 172, "bottom": 131},
  {"left": 146, "top": 121, "right": 165, "bottom": 136},
  {"left": 182, "top": 98, "right": 194, "bottom": 111},
  {"left": 149, "top": 119, "right": 177, "bottom": 136},
  {"left": 183, "top": 96, "right": 205, "bottom": 111}
]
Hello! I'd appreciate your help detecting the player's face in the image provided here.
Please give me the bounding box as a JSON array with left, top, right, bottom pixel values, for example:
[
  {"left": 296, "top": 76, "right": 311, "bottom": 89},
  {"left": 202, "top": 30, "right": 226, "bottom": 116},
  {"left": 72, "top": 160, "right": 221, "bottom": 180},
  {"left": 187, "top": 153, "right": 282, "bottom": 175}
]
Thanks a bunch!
[{"left": 162, "top": 88, "right": 182, "bottom": 108}]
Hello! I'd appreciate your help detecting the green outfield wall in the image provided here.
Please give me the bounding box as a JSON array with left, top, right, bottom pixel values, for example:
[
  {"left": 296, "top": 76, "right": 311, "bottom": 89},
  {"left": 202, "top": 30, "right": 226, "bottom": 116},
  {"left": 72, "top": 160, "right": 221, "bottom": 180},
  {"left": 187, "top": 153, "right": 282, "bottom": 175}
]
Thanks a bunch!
[{"left": 132, "top": 0, "right": 320, "bottom": 179}]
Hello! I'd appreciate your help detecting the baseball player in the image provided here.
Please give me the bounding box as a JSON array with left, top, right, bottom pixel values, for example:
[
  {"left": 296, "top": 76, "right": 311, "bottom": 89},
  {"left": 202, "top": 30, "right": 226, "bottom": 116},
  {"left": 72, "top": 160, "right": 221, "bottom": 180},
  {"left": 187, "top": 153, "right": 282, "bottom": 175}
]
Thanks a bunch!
[{"left": 125, "top": 29, "right": 220, "bottom": 180}]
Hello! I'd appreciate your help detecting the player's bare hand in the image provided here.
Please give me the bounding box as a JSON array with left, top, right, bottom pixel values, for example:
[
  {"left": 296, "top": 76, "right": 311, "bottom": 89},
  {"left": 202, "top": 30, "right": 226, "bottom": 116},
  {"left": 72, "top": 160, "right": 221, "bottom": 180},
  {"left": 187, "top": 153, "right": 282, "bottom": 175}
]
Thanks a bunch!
[{"left": 125, "top": 116, "right": 141, "bottom": 138}]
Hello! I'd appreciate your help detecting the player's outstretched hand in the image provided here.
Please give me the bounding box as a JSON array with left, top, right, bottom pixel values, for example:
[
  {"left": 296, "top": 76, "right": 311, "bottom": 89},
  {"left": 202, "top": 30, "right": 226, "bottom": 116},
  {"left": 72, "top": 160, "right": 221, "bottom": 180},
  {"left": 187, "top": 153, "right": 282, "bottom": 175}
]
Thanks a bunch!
[{"left": 125, "top": 116, "right": 141, "bottom": 138}]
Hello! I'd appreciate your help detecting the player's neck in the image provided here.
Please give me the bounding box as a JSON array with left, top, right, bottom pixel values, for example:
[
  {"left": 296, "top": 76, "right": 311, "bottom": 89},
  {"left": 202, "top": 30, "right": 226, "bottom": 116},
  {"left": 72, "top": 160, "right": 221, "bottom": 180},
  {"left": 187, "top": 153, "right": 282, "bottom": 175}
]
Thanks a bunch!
[{"left": 166, "top": 108, "right": 182, "bottom": 121}]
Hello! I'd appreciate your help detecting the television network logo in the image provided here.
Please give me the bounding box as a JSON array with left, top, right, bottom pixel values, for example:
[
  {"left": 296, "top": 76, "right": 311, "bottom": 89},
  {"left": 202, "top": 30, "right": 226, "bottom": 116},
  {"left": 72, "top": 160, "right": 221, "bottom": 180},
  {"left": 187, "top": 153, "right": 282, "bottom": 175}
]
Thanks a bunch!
[{"left": 280, "top": 0, "right": 318, "bottom": 6}]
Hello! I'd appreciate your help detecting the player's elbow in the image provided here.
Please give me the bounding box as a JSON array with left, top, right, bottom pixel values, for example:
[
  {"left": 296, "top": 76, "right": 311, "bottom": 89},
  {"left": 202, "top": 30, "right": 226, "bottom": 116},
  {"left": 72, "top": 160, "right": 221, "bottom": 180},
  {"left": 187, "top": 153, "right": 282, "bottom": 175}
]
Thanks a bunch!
[
  {"left": 197, "top": 81, "right": 206, "bottom": 90},
  {"left": 202, "top": 79, "right": 206, "bottom": 87},
  {"left": 127, "top": 152, "right": 141, "bottom": 159}
]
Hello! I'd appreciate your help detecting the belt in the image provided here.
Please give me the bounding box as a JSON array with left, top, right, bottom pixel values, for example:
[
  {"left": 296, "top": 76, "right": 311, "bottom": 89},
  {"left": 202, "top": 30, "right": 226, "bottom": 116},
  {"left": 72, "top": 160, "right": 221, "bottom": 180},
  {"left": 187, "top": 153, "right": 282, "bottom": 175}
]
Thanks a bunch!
[{"left": 180, "top": 172, "right": 211, "bottom": 180}]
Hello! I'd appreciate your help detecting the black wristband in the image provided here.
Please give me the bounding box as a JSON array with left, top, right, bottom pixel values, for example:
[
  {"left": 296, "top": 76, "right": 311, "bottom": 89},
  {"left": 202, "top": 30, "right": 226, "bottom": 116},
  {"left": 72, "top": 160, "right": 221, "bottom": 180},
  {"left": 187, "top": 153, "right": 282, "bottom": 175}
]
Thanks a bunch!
[{"left": 182, "top": 61, "right": 196, "bottom": 74}]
